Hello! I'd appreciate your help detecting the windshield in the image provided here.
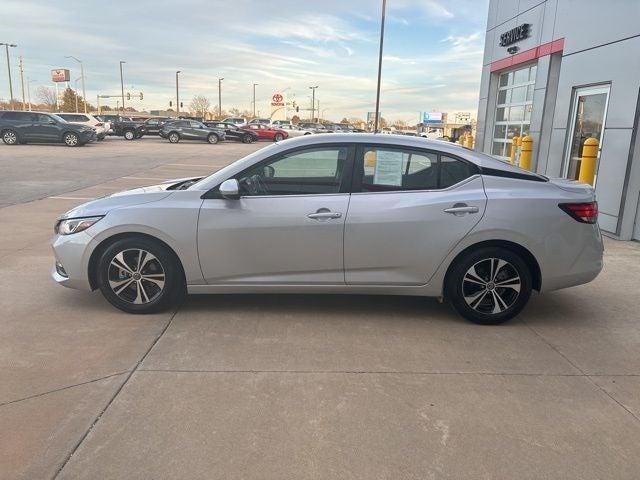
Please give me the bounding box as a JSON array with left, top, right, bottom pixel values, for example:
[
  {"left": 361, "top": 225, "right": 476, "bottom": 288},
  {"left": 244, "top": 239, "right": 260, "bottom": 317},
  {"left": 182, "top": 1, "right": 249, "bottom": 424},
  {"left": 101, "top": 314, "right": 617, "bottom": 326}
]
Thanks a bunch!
[{"left": 50, "top": 114, "right": 68, "bottom": 123}]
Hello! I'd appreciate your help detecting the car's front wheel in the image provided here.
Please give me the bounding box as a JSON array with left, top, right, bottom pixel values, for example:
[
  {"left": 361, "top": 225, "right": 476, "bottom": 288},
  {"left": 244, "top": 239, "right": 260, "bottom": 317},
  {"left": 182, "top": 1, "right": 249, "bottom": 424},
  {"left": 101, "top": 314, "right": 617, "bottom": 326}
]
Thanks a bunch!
[
  {"left": 446, "top": 247, "right": 532, "bottom": 325},
  {"left": 97, "top": 237, "right": 185, "bottom": 314},
  {"left": 1, "top": 129, "right": 19, "bottom": 145},
  {"left": 207, "top": 133, "right": 219, "bottom": 144},
  {"left": 63, "top": 132, "right": 80, "bottom": 147},
  {"left": 123, "top": 129, "right": 135, "bottom": 140},
  {"left": 168, "top": 132, "right": 180, "bottom": 143},
  {"left": 274, "top": 133, "right": 284, "bottom": 142},
  {"left": 242, "top": 134, "right": 254, "bottom": 144}
]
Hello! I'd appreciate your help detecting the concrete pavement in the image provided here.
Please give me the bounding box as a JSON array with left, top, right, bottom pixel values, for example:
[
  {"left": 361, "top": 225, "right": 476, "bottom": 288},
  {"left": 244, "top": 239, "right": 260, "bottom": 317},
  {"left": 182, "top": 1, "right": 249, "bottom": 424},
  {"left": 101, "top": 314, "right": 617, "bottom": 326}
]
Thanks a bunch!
[{"left": 1, "top": 138, "right": 640, "bottom": 479}]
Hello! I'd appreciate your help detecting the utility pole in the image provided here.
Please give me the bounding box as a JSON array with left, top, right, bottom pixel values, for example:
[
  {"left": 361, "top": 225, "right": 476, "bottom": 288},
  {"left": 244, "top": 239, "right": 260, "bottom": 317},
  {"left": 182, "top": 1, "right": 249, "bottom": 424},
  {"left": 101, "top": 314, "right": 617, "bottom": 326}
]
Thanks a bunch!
[
  {"left": 119, "top": 61, "right": 126, "bottom": 113},
  {"left": 374, "top": 0, "right": 387, "bottom": 133},
  {"left": 252, "top": 83, "right": 258, "bottom": 118},
  {"left": 74, "top": 77, "right": 81, "bottom": 112},
  {"left": 218, "top": 78, "right": 224, "bottom": 118},
  {"left": 66, "top": 56, "right": 87, "bottom": 113},
  {"left": 27, "top": 77, "right": 33, "bottom": 111},
  {"left": 309, "top": 85, "right": 318, "bottom": 122},
  {"left": 0, "top": 43, "right": 17, "bottom": 109},
  {"left": 176, "top": 70, "right": 181, "bottom": 114},
  {"left": 19, "top": 56, "right": 25, "bottom": 110}
]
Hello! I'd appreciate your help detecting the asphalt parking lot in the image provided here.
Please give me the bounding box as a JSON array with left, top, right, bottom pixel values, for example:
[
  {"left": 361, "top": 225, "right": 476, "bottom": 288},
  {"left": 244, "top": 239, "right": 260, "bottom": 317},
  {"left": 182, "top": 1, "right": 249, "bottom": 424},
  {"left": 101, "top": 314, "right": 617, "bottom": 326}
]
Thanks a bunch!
[{"left": 2, "top": 136, "right": 640, "bottom": 479}]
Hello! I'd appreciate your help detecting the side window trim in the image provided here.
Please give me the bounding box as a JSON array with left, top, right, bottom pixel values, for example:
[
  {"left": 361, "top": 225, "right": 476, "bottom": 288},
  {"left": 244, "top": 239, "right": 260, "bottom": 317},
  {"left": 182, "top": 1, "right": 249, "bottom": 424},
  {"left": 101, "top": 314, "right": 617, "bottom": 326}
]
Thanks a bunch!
[{"left": 351, "top": 143, "right": 479, "bottom": 193}]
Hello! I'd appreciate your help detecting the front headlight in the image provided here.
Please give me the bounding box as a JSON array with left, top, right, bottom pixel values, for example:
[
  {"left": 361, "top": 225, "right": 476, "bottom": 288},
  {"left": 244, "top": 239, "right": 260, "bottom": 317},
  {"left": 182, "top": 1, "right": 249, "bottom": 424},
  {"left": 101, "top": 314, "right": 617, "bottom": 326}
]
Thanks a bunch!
[{"left": 55, "top": 216, "right": 104, "bottom": 235}]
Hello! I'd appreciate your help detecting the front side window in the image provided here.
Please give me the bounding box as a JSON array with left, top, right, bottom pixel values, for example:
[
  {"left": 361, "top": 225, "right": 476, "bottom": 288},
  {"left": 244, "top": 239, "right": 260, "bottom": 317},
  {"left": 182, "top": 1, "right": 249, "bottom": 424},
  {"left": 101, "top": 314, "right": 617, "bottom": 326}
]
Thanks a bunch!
[
  {"left": 492, "top": 63, "right": 537, "bottom": 158},
  {"left": 357, "top": 147, "right": 477, "bottom": 192},
  {"left": 237, "top": 146, "right": 350, "bottom": 196}
]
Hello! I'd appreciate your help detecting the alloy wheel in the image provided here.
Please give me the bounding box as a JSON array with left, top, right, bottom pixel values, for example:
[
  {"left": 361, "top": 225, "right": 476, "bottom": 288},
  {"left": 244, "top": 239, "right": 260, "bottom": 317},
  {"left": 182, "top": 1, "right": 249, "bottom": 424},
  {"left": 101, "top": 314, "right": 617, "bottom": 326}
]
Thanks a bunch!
[
  {"left": 124, "top": 130, "right": 135, "bottom": 140},
  {"left": 169, "top": 133, "right": 179, "bottom": 143},
  {"left": 3, "top": 131, "right": 17, "bottom": 144},
  {"left": 108, "top": 249, "right": 165, "bottom": 305},
  {"left": 64, "top": 133, "right": 78, "bottom": 146},
  {"left": 462, "top": 257, "right": 521, "bottom": 314}
]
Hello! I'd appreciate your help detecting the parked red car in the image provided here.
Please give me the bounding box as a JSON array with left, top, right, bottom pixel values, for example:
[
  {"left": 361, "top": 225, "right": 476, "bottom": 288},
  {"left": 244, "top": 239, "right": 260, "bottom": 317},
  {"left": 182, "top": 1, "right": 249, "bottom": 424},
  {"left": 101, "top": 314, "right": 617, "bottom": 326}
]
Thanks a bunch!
[{"left": 241, "top": 124, "right": 288, "bottom": 142}]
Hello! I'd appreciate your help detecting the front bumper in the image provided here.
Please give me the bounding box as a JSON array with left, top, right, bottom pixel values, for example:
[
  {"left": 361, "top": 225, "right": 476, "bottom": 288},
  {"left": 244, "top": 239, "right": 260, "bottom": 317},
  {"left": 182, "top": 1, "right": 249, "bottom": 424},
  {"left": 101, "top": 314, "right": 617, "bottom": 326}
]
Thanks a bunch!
[{"left": 51, "top": 231, "right": 96, "bottom": 291}]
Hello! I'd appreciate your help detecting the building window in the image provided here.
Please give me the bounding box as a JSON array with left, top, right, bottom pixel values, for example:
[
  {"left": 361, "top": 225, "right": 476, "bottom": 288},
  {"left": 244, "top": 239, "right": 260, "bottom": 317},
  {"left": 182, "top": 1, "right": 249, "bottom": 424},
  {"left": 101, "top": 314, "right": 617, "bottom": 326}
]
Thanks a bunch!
[{"left": 492, "top": 64, "right": 537, "bottom": 158}]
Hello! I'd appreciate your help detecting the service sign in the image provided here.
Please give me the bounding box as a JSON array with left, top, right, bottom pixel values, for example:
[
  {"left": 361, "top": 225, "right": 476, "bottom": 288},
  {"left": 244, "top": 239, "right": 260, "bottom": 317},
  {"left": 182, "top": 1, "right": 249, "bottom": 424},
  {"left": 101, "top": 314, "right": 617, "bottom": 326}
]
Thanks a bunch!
[
  {"left": 499, "top": 23, "right": 531, "bottom": 47},
  {"left": 271, "top": 93, "right": 284, "bottom": 107},
  {"left": 422, "top": 112, "right": 443, "bottom": 124},
  {"left": 51, "top": 69, "right": 70, "bottom": 83}
]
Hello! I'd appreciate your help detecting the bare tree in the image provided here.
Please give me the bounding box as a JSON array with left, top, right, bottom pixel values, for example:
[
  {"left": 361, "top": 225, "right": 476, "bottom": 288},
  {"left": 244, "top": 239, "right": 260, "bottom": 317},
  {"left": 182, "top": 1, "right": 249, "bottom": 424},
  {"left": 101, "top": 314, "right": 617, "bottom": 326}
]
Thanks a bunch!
[
  {"left": 190, "top": 95, "right": 211, "bottom": 118},
  {"left": 36, "top": 86, "right": 57, "bottom": 111}
]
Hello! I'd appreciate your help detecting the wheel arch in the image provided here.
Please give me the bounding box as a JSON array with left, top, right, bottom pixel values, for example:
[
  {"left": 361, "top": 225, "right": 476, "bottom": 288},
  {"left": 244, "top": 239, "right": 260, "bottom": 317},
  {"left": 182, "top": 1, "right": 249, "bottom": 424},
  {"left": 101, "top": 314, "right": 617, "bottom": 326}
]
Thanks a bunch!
[
  {"left": 88, "top": 232, "right": 186, "bottom": 291},
  {"left": 443, "top": 239, "right": 542, "bottom": 296}
]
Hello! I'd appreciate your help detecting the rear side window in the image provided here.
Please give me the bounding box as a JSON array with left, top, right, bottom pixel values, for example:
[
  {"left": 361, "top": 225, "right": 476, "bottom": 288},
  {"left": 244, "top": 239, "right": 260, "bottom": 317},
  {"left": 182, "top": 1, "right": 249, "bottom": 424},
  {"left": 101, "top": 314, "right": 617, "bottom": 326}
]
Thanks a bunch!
[
  {"left": 59, "top": 114, "right": 88, "bottom": 122},
  {"left": 2, "top": 112, "right": 32, "bottom": 121},
  {"left": 356, "top": 146, "right": 478, "bottom": 192}
]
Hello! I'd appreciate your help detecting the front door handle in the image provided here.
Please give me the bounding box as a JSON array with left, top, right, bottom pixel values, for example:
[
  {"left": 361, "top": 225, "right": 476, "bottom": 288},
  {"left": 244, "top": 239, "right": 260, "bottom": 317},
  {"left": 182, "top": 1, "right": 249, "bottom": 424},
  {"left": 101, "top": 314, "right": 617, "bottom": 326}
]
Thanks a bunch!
[
  {"left": 307, "top": 209, "right": 342, "bottom": 220},
  {"left": 444, "top": 203, "right": 479, "bottom": 215}
]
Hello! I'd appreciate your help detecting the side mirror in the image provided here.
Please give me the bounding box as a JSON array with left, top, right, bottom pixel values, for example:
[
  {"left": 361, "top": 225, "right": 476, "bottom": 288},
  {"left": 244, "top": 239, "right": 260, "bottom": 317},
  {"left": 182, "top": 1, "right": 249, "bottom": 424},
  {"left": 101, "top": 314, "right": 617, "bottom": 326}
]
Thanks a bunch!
[{"left": 219, "top": 179, "right": 240, "bottom": 199}]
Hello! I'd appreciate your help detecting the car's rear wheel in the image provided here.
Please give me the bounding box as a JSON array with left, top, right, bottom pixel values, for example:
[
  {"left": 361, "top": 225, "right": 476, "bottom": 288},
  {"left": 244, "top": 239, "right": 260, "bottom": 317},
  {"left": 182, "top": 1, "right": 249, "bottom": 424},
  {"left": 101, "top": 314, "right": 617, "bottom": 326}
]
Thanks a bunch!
[
  {"left": 168, "top": 132, "right": 180, "bottom": 143},
  {"left": 123, "top": 129, "right": 135, "bottom": 140},
  {"left": 274, "top": 133, "right": 284, "bottom": 142},
  {"left": 207, "top": 133, "right": 219, "bottom": 144},
  {"left": 97, "top": 237, "right": 185, "bottom": 314},
  {"left": 63, "top": 132, "right": 80, "bottom": 147},
  {"left": 446, "top": 247, "right": 532, "bottom": 325},
  {"left": 242, "top": 134, "right": 254, "bottom": 144},
  {"left": 2, "top": 129, "right": 18, "bottom": 145}
]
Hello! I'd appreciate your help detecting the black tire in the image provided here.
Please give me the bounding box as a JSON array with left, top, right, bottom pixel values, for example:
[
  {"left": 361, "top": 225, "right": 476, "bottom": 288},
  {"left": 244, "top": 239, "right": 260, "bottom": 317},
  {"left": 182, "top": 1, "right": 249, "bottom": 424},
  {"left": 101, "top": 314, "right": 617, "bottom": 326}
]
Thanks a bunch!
[
  {"left": 63, "top": 132, "right": 80, "bottom": 147},
  {"left": 445, "top": 246, "right": 532, "bottom": 325},
  {"left": 304, "top": 132, "right": 311, "bottom": 135},
  {"left": 96, "top": 237, "right": 185, "bottom": 314},
  {"left": 168, "top": 132, "right": 180, "bottom": 143},
  {"left": 242, "top": 134, "right": 254, "bottom": 144},
  {"left": 207, "top": 133, "right": 219, "bottom": 144},
  {"left": 135, "top": 132, "right": 143, "bottom": 139},
  {"left": 273, "top": 133, "right": 284, "bottom": 142},
  {"left": 123, "top": 129, "right": 136, "bottom": 140},
  {"left": 2, "top": 129, "right": 19, "bottom": 145}
]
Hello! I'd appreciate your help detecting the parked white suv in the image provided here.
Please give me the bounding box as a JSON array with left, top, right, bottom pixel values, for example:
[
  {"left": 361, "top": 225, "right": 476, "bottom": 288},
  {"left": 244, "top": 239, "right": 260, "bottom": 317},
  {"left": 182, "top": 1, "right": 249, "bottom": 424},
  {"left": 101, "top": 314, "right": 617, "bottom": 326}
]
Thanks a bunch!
[{"left": 57, "top": 113, "right": 109, "bottom": 140}]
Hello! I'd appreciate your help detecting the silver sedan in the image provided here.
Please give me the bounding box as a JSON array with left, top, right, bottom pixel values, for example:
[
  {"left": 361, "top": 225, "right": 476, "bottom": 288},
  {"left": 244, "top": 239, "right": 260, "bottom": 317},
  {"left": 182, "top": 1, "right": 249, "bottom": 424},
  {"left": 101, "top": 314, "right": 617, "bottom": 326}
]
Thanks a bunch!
[{"left": 51, "top": 134, "right": 603, "bottom": 324}]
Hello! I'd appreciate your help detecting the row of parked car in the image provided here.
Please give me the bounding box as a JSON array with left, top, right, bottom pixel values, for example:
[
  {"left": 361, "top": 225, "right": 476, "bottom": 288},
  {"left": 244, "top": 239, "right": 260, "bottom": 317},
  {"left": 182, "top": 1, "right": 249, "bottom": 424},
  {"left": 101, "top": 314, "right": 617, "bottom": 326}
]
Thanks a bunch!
[{"left": 0, "top": 109, "right": 366, "bottom": 147}]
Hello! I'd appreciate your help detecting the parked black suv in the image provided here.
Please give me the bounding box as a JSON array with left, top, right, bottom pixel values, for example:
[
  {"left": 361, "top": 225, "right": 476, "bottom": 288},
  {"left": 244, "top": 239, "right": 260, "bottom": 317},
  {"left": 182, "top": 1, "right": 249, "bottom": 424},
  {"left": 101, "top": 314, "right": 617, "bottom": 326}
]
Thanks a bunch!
[
  {"left": 139, "top": 117, "right": 173, "bottom": 136},
  {"left": 0, "top": 111, "right": 96, "bottom": 146},
  {"left": 159, "top": 120, "right": 225, "bottom": 144}
]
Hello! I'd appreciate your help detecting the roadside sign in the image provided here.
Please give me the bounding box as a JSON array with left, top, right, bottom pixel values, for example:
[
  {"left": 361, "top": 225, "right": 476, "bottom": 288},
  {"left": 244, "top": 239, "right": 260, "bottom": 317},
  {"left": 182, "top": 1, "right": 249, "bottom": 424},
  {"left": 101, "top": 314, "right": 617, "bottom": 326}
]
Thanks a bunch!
[{"left": 51, "top": 69, "right": 70, "bottom": 83}]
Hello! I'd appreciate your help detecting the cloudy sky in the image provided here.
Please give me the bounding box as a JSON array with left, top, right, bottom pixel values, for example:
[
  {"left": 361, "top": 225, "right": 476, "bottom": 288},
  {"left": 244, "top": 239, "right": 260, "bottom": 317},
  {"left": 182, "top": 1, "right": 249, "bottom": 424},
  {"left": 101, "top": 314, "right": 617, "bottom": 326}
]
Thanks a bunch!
[{"left": 0, "top": 0, "right": 488, "bottom": 122}]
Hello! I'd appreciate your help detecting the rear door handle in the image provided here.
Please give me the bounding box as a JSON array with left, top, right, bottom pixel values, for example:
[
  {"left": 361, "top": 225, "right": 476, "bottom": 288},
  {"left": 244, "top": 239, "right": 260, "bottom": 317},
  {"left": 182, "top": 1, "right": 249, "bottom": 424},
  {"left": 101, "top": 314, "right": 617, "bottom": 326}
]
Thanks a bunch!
[{"left": 444, "top": 204, "right": 479, "bottom": 215}]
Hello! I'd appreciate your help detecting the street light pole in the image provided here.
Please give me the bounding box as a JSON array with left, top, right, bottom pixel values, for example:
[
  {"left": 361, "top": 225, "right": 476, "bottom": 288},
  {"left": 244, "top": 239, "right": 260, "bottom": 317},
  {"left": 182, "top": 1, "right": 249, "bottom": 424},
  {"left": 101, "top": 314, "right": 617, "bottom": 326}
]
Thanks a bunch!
[
  {"left": 119, "top": 61, "right": 126, "bottom": 113},
  {"left": 175, "top": 70, "right": 181, "bottom": 115},
  {"left": 27, "top": 77, "right": 34, "bottom": 111},
  {"left": 374, "top": 0, "right": 387, "bottom": 133},
  {"left": 252, "top": 83, "right": 258, "bottom": 118},
  {"left": 19, "top": 56, "right": 25, "bottom": 110},
  {"left": 218, "top": 78, "right": 224, "bottom": 118},
  {"left": 74, "top": 77, "right": 82, "bottom": 112},
  {"left": 0, "top": 43, "right": 17, "bottom": 109},
  {"left": 309, "top": 85, "right": 318, "bottom": 122},
  {"left": 65, "top": 56, "right": 87, "bottom": 113}
]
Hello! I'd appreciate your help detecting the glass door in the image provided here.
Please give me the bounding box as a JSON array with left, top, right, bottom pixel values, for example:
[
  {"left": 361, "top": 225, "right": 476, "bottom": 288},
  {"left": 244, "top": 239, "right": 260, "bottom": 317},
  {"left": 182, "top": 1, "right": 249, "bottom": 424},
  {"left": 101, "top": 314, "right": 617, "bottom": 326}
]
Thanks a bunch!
[{"left": 564, "top": 85, "right": 610, "bottom": 181}]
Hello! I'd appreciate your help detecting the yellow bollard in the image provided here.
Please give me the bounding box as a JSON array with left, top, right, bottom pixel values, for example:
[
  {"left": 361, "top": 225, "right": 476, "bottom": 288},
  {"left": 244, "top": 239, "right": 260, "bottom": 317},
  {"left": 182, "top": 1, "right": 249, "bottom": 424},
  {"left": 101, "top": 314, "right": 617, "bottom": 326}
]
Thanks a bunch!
[
  {"left": 520, "top": 135, "right": 533, "bottom": 170},
  {"left": 578, "top": 137, "right": 599, "bottom": 185},
  {"left": 510, "top": 136, "right": 520, "bottom": 164},
  {"left": 464, "top": 133, "right": 474, "bottom": 149}
]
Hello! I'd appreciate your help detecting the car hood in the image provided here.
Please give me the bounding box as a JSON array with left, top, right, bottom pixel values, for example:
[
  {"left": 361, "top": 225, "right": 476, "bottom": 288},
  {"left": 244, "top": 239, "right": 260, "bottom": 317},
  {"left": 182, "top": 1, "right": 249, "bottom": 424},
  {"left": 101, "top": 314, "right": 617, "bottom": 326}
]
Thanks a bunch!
[{"left": 58, "top": 177, "right": 201, "bottom": 219}]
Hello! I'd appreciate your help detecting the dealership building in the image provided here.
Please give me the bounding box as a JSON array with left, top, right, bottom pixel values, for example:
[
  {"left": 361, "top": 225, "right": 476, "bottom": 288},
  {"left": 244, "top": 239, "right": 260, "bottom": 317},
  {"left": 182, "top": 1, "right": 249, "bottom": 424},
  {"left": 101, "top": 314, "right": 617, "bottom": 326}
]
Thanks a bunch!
[{"left": 476, "top": 0, "right": 640, "bottom": 240}]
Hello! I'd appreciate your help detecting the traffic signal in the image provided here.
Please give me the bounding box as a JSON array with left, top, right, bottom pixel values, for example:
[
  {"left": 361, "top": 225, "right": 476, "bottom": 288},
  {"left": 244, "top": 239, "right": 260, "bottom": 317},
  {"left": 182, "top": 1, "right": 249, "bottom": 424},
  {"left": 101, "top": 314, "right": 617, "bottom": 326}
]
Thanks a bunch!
[
  {"left": 126, "top": 92, "right": 131, "bottom": 100},
  {"left": 296, "top": 106, "right": 299, "bottom": 112},
  {"left": 139, "top": 92, "right": 143, "bottom": 100},
  {"left": 180, "top": 102, "right": 183, "bottom": 108},
  {"left": 169, "top": 101, "right": 172, "bottom": 107}
]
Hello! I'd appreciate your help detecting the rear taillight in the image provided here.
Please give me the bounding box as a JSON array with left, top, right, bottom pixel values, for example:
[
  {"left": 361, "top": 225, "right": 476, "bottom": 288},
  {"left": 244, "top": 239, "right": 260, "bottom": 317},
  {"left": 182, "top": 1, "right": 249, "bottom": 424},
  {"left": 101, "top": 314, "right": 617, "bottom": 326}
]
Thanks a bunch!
[{"left": 559, "top": 202, "right": 598, "bottom": 224}]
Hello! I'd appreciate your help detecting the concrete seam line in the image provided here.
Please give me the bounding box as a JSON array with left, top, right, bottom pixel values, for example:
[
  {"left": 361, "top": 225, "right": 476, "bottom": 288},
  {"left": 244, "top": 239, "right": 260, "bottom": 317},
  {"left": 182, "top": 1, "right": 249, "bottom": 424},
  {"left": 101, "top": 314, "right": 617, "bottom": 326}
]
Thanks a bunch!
[
  {"left": 136, "top": 369, "right": 594, "bottom": 377},
  {"left": 0, "top": 371, "right": 130, "bottom": 408},
  {"left": 52, "top": 307, "right": 179, "bottom": 479},
  {"left": 520, "top": 317, "right": 640, "bottom": 424}
]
